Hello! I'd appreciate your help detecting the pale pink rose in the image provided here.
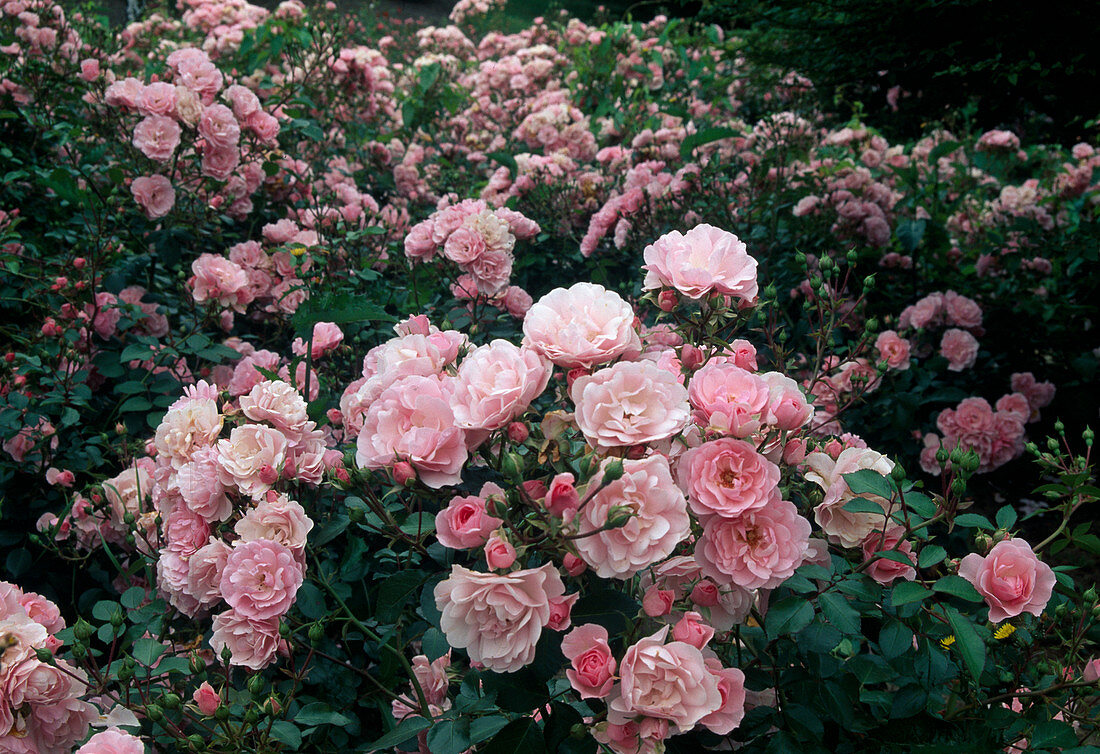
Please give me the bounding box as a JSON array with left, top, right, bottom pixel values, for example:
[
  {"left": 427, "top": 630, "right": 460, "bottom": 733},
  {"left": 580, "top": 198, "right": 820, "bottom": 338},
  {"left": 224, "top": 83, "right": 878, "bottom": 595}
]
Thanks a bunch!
[
  {"left": 484, "top": 531, "right": 517, "bottom": 570},
  {"left": 131, "top": 174, "right": 175, "bottom": 219},
  {"left": 44, "top": 467, "right": 75, "bottom": 487},
  {"left": 137, "top": 81, "right": 177, "bottom": 116},
  {"left": 572, "top": 360, "right": 690, "bottom": 449},
  {"left": 403, "top": 221, "right": 437, "bottom": 261},
  {"left": 804, "top": 447, "right": 895, "bottom": 548},
  {"left": 434, "top": 563, "right": 565, "bottom": 672},
  {"left": 132, "top": 115, "right": 180, "bottom": 162},
  {"left": 672, "top": 611, "right": 714, "bottom": 650},
  {"left": 469, "top": 246, "right": 514, "bottom": 294},
  {"left": 451, "top": 341, "right": 551, "bottom": 432},
  {"left": 861, "top": 525, "right": 917, "bottom": 585},
  {"left": 174, "top": 85, "right": 203, "bottom": 126},
  {"left": 435, "top": 493, "right": 503, "bottom": 550},
  {"left": 643, "top": 585, "right": 674, "bottom": 616},
  {"left": 758, "top": 371, "right": 814, "bottom": 430},
  {"left": 642, "top": 224, "right": 758, "bottom": 303},
  {"left": 209, "top": 609, "right": 282, "bottom": 670},
  {"left": 75, "top": 727, "right": 144, "bottom": 754},
  {"left": 163, "top": 504, "right": 211, "bottom": 555},
  {"left": 102, "top": 462, "right": 152, "bottom": 529},
  {"left": 1010, "top": 372, "right": 1056, "bottom": 420},
  {"left": 547, "top": 592, "right": 578, "bottom": 631},
  {"left": 442, "top": 226, "right": 486, "bottom": 264},
  {"left": 904, "top": 293, "right": 944, "bottom": 330},
  {"left": 178, "top": 447, "right": 231, "bottom": 521},
  {"left": 545, "top": 472, "right": 580, "bottom": 519},
  {"left": 523, "top": 282, "right": 641, "bottom": 368},
  {"left": 246, "top": 110, "right": 280, "bottom": 144},
  {"left": 355, "top": 374, "right": 467, "bottom": 489},
  {"left": 220, "top": 539, "right": 303, "bottom": 620},
  {"left": 571, "top": 455, "right": 690, "bottom": 579},
  {"left": 699, "top": 659, "right": 747, "bottom": 735},
  {"left": 193, "top": 681, "right": 221, "bottom": 716},
  {"left": 943, "top": 291, "right": 983, "bottom": 328},
  {"left": 593, "top": 719, "right": 667, "bottom": 754},
  {"left": 239, "top": 380, "right": 309, "bottom": 442},
  {"left": 687, "top": 362, "right": 770, "bottom": 437},
  {"left": 190, "top": 254, "right": 251, "bottom": 311},
  {"left": 291, "top": 322, "right": 344, "bottom": 359},
  {"left": 225, "top": 84, "right": 260, "bottom": 119},
  {"left": 235, "top": 493, "right": 313, "bottom": 555},
  {"left": 940, "top": 328, "right": 979, "bottom": 371},
  {"left": 561, "top": 623, "right": 616, "bottom": 698},
  {"left": 105, "top": 77, "right": 144, "bottom": 108},
  {"left": 995, "top": 393, "right": 1031, "bottom": 423},
  {"left": 958, "top": 538, "right": 1055, "bottom": 623},
  {"left": 696, "top": 499, "right": 810, "bottom": 590},
  {"left": 154, "top": 395, "right": 223, "bottom": 468},
  {"left": 216, "top": 424, "right": 289, "bottom": 498},
  {"left": 186, "top": 538, "right": 231, "bottom": 608},
  {"left": 17, "top": 591, "right": 63, "bottom": 634},
  {"left": 677, "top": 438, "right": 780, "bottom": 520},
  {"left": 501, "top": 286, "right": 533, "bottom": 318},
  {"left": 79, "top": 58, "right": 100, "bottom": 82},
  {"left": 198, "top": 103, "right": 240, "bottom": 148},
  {"left": 201, "top": 144, "right": 240, "bottom": 181},
  {"left": 1083, "top": 658, "right": 1100, "bottom": 683},
  {"left": 611, "top": 626, "right": 722, "bottom": 730},
  {"left": 874, "top": 330, "right": 911, "bottom": 370}
]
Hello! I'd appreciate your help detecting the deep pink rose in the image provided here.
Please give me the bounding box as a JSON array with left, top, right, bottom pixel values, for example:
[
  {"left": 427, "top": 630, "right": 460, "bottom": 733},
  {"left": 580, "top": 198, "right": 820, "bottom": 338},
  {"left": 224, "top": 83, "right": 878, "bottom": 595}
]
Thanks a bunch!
[
  {"left": 958, "top": 539, "right": 1055, "bottom": 623},
  {"left": 572, "top": 360, "right": 690, "bottom": 449},
  {"left": 861, "top": 525, "right": 917, "bottom": 585},
  {"left": 219, "top": 539, "right": 303, "bottom": 620},
  {"left": 435, "top": 493, "right": 503, "bottom": 550},
  {"left": 545, "top": 472, "right": 580, "bottom": 519},
  {"left": 672, "top": 611, "right": 714, "bottom": 649},
  {"left": 561, "top": 623, "right": 616, "bottom": 699}
]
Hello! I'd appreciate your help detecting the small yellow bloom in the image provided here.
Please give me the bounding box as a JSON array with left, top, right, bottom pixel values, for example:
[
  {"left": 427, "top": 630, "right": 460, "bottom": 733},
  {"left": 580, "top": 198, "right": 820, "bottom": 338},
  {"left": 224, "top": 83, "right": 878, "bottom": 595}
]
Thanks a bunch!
[
  {"left": 993, "top": 623, "right": 1016, "bottom": 640},
  {"left": 290, "top": 244, "right": 307, "bottom": 257},
  {"left": 940, "top": 635, "right": 956, "bottom": 650}
]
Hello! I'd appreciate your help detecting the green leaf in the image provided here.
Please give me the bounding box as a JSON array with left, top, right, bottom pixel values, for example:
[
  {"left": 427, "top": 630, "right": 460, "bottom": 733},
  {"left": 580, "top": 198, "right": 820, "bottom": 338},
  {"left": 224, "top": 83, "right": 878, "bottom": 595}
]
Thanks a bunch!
[
  {"left": 878, "top": 620, "right": 913, "bottom": 659},
  {"left": 872, "top": 550, "right": 916, "bottom": 566},
  {"left": 422, "top": 627, "right": 450, "bottom": 662},
  {"left": 995, "top": 505, "right": 1017, "bottom": 529},
  {"left": 130, "top": 637, "right": 166, "bottom": 667},
  {"left": 363, "top": 716, "right": 430, "bottom": 752},
  {"left": 765, "top": 597, "right": 815, "bottom": 638},
  {"left": 426, "top": 718, "right": 471, "bottom": 754},
  {"left": 891, "top": 581, "right": 932, "bottom": 606},
  {"left": 842, "top": 497, "right": 887, "bottom": 515},
  {"left": 945, "top": 606, "right": 986, "bottom": 682},
  {"left": 843, "top": 468, "right": 895, "bottom": 499},
  {"left": 918, "top": 545, "right": 947, "bottom": 568},
  {"left": 290, "top": 292, "right": 392, "bottom": 337},
  {"left": 487, "top": 151, "right": 518, "bottom": 178},
  {"left": 1030, "top": 720, "right": 1080, "bottom": 750},
  {"left": 927, "top": 140, "right": 962, "bottom": 164},
  {"left": 469, "top": 715, "right": 511, "bottom": 746},
  {"left": 120, "top": 586, "right": 146, "bottom": 609},
  {"left": 905, "top": 492, "right": 937, "bottom": 519},
  {"left": 896, "top": 219, "right": 926, "bottom": 253},
  {"left": 680, "top": 126, "right": 739, "bottom": 159},
  {"left": 933, "top": 575, "right": 984, "bottom": 602},
  {"left": 269, "top": 720, "right": 302, "bottom": 749},
  {"left": 377, "top": 570, "right": 427, "bottom": 623},
  {"left": 118, "top": 397, "right": 153, "bottom": 413},
  {"left": 571, "top": 588, "right": 639, "bottom": 636},
  {"left": 819, "top": 592, "right": 861, "bottom": 634},
  {"left": 119, "top": 343, "right": 155, "bottom": 362},
  {"left": 954, "top": 513, "right": 994, "bottom": 530},
  {"left": 295, "top": 701, "right": 352, "bottom": 727},
  {"left": 481, "top": 718, "right": 547, "bottom": 754}
]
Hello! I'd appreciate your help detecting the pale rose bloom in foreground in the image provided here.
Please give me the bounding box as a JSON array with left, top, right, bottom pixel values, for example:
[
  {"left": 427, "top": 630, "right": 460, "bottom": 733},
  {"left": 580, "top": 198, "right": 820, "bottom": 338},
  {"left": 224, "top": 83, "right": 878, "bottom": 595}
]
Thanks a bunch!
[
  {"left": 572, "top": 455, "right": 690, "bottom": 579},
  {"left": 75, "top": 727, "right": 145, "bottom": 754},
  {"left": 610, "top": 626, "right": 723, "bottom": 731},
  {"left": 434, "top": 492, "right": 503, "bottom": 550},
  {"left": 154, "top": 397, "right": 223, "bottom": 468},
  {"left": 958, "top": 538, "right": 1055, "bottom": 623},
  {"left": 220, "top": 539, "right": 303, "bottom": 620},
  {"left": 804, "top": 447, "right": 895, "bottom": 548},
  {"left": 451, "top": 340, "right": 551, "bottom": 432},
  {"left": 239, "top": 380, "right": 309, "bottom": 442},
  {"left": 130, "top": 174, "right": 175, "bottom": 219},
  {"left": 677, "top": 438, "right": 780, "bottom": 520},
  {"left": 571, "top": 360, "right": 690, "bottom": 449},
  {"left": 355, "top": 374, "right": 467, "bottom": 489},
  {"left": 235, "top": 493, "right": 313, "bottom": 555},
  {"left": 874, "top": 330, "right": 911, "bottom": 370},
  {"left": 642, "top": 224, "right": 758, "bottom": 302},
  {"left": 561, "top": 623, "right": 616, "bottom": 699},
  {"left": 209, "top": 609, "right": 283, "bottom": 670},
  {"left": 940, "top": 328, "right": 979, "bottom": 371},
  {"left": 688, "top": 362, "right": 770, "bottom": 437},
  {"left": 434, "top": 563, "right": 565, "bottom": 672},
  {"left": 522, "top": 282, "right": 641, "bottom": 368},
  {"left": 216, "top": 424, "right": 289, "bottom": 498},
  {"left": 695, "top": 498, "right": 811, "bottom": 590}
]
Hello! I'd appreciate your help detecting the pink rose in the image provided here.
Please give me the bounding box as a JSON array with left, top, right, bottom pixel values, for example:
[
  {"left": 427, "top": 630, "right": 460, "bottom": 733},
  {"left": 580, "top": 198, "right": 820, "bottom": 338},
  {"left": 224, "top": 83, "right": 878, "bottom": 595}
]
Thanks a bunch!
[
  {"left": 435, "top": 494, "right": 503, "bottom": 550},
  {"left": 561, "top": 623, "right": 616, "bottom": 699},
  {"left": 246, "top": 110, "right": 280, "bottom": 145},
  {"left": 403, "top": 221, "right": 437, "bottom": 261},
  {"left": 940, "top": 328, "right": 979, "bottom": 371},
  {"left": 643, "top": 585, "right": 675, "bottom": 616},
  {"left": 611, "top": 626, "right": 722, "bottom": 730},
  {"left": 291, "top": 321, "right": 344, "bottom": 359},
  {"left": 523, "top": 282, "right": 641, "bottom": 368},
  {"left": 699, "top": 659, "right": 747, "bottom": 735},
  {"left": 225, "top": 84, "right": 260, "bottom": 119},
  {"left": 1083, "top": 658, "right": 1100, "bottom": 683},
  {"left": 672, "top": 611, "right": 714, "bottom": 649},
  {"left": 759, "top": 371, "right": 814, "bottom": 430},
  {"left": 571, "top": 456, "right": 690, "bottom": 579},
  {"left": 642, "top": 224, "right": 758, "bottom": 303},
  {"left": 545, "top": 472, "right": 580, "bottom": 519},
  {"left": 239, "top": 380, "right": 309, "bottom": 442},
  {"left": 861, "top": 525, "right": 917, "bottom": 585},
  {"left": 79, "top": 58, "right": 100, "bottom": 82},
  {"left": 193, "top": 681, "right": 221, "bottom": 716},
  {"left": 234, "top": 493, "right": 314, "bottom": 556},
  {"left": 547, "top": 592, "right": 578, "bottom": 631},
  {"left": 132, "top": 115, "right": 180, "bottom": 162},
  {"left": 451, "top": 341, "right": 551, "bottom": 432},
  {"left": 484, "top": 531, "right": 517, "bottom": 570},
  {"left": 695, "top": 498, "right": 811, "bottom": 590},
  {"left": 198, "top": 103, "right": 240, "bottom": 148},
  {"left": 958, "top": 539, "right": 1055, "bottom": 623},
  {"left": 137, "top": 81, "right": 177, "bottom": 116},
  {"left": 186, "top": 539, "right": 231, "bottom": 608},
  {"left": 804, "top": 447, "right": 895, "bottom": 548},
  {"left": 201, "top": 144, "right": 240, "bottom": 181},
  {"left": 874, "top": 330, "right": 911, "bottom": 370},
  {"left": 131, "top": 174, "right": 175, "bottom": 219},
  {"left": 468, "top": 246, "right": 514, "bottom": 295},
  {"left": 688, "top": 362, "right": 770, "bottom": 437},
  {"left": 434, "top": 563, "right": 565, "bottom": 672},
  {"left": 576, "top": 360, "right": 689, "bottom": 450},
  {"left": 677, "top": 438, "right": 780, "bottom": 520},
  {"left": 216, "top": 424, "right": 289, "bottom": 499},
  {"left": 220, "top": 539, "right": 303, "bottom": 620},
  {"left": 75, "top": 727, "right": 145, "bottom": 754},
  {"left": 209, "top": 609, "right": 282, "bottom": 670},
  {"left": 442, "top": 226, "right": 486, "bottom": 264},
  {"left": 190, "top": 254, "right": 251, "bottom": 311},
  {"left": 943, "top": 290, "right": 983, "bottom": 328}
]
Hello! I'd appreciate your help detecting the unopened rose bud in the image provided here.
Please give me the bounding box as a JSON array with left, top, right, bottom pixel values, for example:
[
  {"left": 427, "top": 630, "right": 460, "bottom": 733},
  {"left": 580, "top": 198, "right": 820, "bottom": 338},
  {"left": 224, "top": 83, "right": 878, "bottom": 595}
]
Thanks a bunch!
[
  {"left": 690, "top": 579, "right": 720, "bottom": 607},
  {"left": 3, "top": 352, "right": 13, "bottom": 363},
  {"left": 162, "top": 693, "right": 181, "bottom": 710},
  {"left": 680, "top": 345, "right": 704, "bottom": 371},
  {"left": 249, "top": 674, "right": 266, "bottom": 696},
  {"left": 484, "top": 532, "right": 516, "bottom": 570},
  {"left": 657, "top": 290, "right": 678, "bottom": 312},
  {"left": 506, "top": 421, "right": 529, "bottom": 444},
  {"left": 566, "top": 367, "right": 588, "bottom": 391},
  {"left": 73, "top": 618, "right": 94, "bottom": 641},
  {"left": 601, "top": 459, "right": 625, "bottom": 483},
  {"left": 606, "top": 504, "right": 633, "bottom": 528},
  {"left": 308, "top": 623, "right": 323, "bottom": 646},
  {"left": 145, "top": 703, "right": 163, "bottom": 722},
  {"left": 562, "top": 553, "right": 586, "bottom": 576},
  {"left": 258, "top": 464, "right": 279, "bottom": 485},
  {"left": 500, "top": 452, "right": 524, "bottom": 482},
  {"left": 72, "top": 257, "right": 86, "bottom": 269},
  {"left": 392, "top": 461, "right": 416, "bottom": 486}
]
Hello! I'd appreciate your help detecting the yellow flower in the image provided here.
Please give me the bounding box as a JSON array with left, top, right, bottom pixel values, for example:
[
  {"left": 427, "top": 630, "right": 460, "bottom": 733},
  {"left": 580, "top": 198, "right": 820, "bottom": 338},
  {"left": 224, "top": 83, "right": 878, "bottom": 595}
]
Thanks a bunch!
[
  {"left": 994, "top": 623, "right": 1016, "bottom": 640},
  {"left": 940, "top": 635, "right": 956, "bottom": 650}
]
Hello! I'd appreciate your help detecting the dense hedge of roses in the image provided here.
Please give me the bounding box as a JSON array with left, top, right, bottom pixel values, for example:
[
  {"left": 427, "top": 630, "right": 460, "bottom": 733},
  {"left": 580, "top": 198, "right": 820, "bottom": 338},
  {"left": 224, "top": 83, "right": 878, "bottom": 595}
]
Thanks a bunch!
[{"left": 0, "top": 0, "right": 1098, "bottom": 751}]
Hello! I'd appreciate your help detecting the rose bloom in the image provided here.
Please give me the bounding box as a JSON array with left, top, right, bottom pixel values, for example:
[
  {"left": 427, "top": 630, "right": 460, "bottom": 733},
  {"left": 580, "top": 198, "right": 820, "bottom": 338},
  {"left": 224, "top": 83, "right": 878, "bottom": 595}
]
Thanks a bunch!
[
  {"left": 695, "top": 499, "right": 811, "bottom": 590},
  {"left": 216, "top": 424, "right": 289, "bottom": 498},
  {"left": 198, "top": 103, "right": 240, "bottom": 148},
  {"left": 355, "top": 374, "right": 467, "bottom": 489},
  {"left": 434, "top": 562, "right": 565, "bottom": 673},
  {"left": 687, "top": 362, "right": 770, "bottom": 437},
  {"left": 137, "top": 81, "right": 177, "bottom": 116},
  {"left": 677, "top": 438, "right": 780, "bottom": 520},
  {"left": 874, "top": 330, "right": 911, "bottom": 371},
  {"left": 220, "top": 539, "right": 303, "bottom": 620},
  {"left": 291, "top": 321, "right": 344, "bottom": 359},
  {"left": 186, "top": 538, "right": 231, "bottom": 608},
  {"left": 561, "top": 623, "right": 616, "bottom": 699},
  {"left": 131, "top": 174, "right": 175, "bottom": 219},
  {"left": 190, "top": 254, "right": 251, "bottom": 311},
  {"left": 861, "top": 525, "right": 917, "bottom": 585},
  {"left": 193, "top": 681, "right": 221, "bottom": 717},
  {"left": 132, "top": 115, "right": 180, "bottom": 162},
  {"left": 434, "top": 493, "right": 503, "bottom": 550},
  {"left": 102, "top": 462, "right": 152, "bottom": 529},
  {"left": 943, "top": 290, "right": 983, "bottom": 328},
  {"left": 610, "top": 626, "right": 722, "bottom": 731},
  {"left": 468, "top": 246, "right": 514, "bottom": 295},
  {"left": 571, "top": 455, "right": 690, "bottom": 579},
  {"left": 803, "top": 447, "right": 895, "bottom": 548},
  {"left": 75, "top": 727, "right": 145, "bottom": 754},
  {"left": 442, "top": 226, "right": 487, "bottom": 264},
  {"left": 522, "top": 282, "right": 641, "bottom": 368},
  {"left": 699, "top": 657, "right": 747, "bottom": 735},
  {"left": 642, "top": 224, "right": 759, "bottom": 303},
  {"left": 572, "top": 360, "right": 690, "bottom": 449},
  {"left": 239, "top": 380, "right": 309, "bottom": 442},
  {"left": 201, "top": 144, "right": 240, "bottom": 181},
  {"left": 758, "top": 371, "right": 814, "bottom": 430},
  {"left": 958, "top": 538, "right": 1055, "bottom": 623},
  {"left": 451, "top": 341, "right": 551, "bottom": 432},
  {"left": 235, "top": 493, "right": 314, "bottom": 555},
  {"left": 940, "top": 328, "right": 979, "bottom": 371},
  {"left": 209, "top": 609, "right": 282, "bottom": 670}
]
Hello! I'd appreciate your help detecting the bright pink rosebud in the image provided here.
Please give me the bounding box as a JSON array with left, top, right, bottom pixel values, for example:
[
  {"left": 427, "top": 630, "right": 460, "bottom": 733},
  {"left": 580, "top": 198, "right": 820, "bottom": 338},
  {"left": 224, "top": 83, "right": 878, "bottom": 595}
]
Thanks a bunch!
[
  {"left": 547, "top": 592, "right": 579, "bottom": 631},
  {"left": 561, "top": 623, "right": 616, "bottom": 699},
  {"left": 642, "top": 585, "right": 675, "bottom": 617},
  {"left": 521, "top": 479, "right": 548, "bottom": 502},
  {"left": 392, "top": 461, "right": 416, "bottom": 486},
  {"left": 193, "top": 681, "right": 220, "bottom": 716},
  {"left": 657, "top": 290, "right": 678, "bottom": 312},
  {"left": 681, "top": 344, "right": 704, "bottom": 371},
  {"left": 672, "top": 611, "right": 715, "bottom": 649},
  {"left": 545, "top": 472, "right": 580, "bottom": 519},
  {"left": 258, "top": 464, "right": 279, "bottom": 486},
  {"left": 507, "top": 421, "right": 530, "bottom": 444},
  {"left": 690, "top": 580, "right": 720, "bottom": 607},
  {"left": 73, "top": 257, "right": 86, "bottom": 269},
  {"left": 563, "top": 552, "right": 586, "bottom": 577},
  {"left": 484, "top": 531, "right": 516, "bottom": 570},
  {"left": 566, "top": 367, "right": 588, "bottom": 391}
]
